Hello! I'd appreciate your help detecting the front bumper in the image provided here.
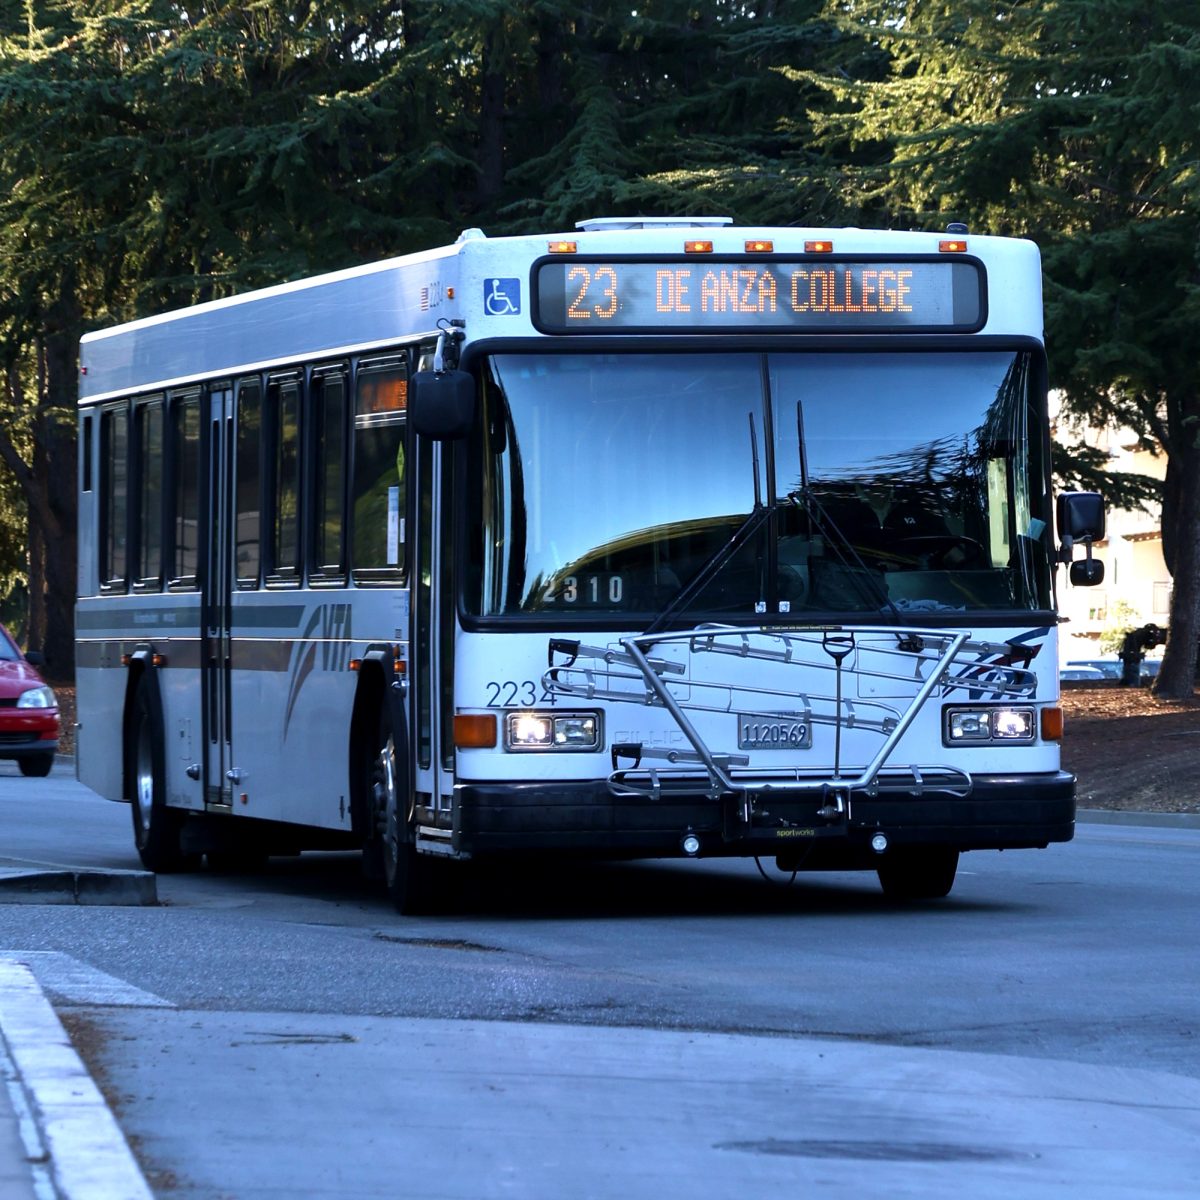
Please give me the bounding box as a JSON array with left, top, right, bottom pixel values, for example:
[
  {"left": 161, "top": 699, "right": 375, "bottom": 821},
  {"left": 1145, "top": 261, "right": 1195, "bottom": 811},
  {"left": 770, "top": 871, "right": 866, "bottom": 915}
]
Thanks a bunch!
[{"left": 452, "top": 771, "right": 1076, "bottom": 861}]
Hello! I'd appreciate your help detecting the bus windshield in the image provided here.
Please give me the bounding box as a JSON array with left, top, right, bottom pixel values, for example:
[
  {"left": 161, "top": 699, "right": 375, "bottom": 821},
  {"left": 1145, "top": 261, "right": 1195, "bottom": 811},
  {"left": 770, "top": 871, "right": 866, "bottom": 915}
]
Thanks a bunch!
[{"left": 465, "top": 350, "right": 1052, "bottom": 621}]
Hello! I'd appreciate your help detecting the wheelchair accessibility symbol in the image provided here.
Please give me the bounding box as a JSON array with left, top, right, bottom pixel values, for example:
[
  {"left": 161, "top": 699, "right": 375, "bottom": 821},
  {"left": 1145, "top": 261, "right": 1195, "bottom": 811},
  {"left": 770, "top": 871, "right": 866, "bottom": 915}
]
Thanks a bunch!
[{"left": 484, "top": 278, "right": 521, "bottom": 316}]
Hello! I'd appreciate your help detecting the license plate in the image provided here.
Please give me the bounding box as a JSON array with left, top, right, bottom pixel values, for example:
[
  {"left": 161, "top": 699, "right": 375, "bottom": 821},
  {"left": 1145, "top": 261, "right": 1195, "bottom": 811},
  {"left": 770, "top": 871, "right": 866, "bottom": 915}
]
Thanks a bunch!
[{"left": 737, "top": 716, "right": 812, "bottom": 750}]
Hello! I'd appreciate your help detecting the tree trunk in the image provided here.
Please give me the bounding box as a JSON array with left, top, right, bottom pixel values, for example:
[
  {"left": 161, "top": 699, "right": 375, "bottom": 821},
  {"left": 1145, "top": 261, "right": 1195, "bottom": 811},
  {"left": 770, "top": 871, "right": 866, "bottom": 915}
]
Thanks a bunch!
[
  {"left": 1153, "top": 437, "right": 1200, "bottom": 698},
  {"left": 29, "top": 280, "right": 80, "bottom": 681},
  {"left": 476, "top": 25, "right": 506, "bottom": 210}
]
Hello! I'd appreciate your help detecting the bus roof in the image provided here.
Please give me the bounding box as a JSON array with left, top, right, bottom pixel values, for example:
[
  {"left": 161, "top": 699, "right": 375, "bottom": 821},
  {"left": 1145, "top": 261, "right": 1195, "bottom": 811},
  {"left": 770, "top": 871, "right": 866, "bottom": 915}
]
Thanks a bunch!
[{"left": 78, "top": 221, "right": 1043, "bottom": 403}]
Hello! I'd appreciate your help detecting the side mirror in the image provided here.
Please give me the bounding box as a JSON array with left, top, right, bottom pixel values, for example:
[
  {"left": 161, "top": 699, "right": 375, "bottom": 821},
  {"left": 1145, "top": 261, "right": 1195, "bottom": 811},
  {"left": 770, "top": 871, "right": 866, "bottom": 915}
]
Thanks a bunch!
[
  {"left": 409, "top": 370, "right": 476, "bottom": 440},
  {"left": 24, "top": 649, "right": 45, "bottom": 667},
  {"left": 1057, "top": 491, "right": 1106, "bottom": 587},
  {"left": 1057, "top": 491, "right": 1105, "bottom": 542}
]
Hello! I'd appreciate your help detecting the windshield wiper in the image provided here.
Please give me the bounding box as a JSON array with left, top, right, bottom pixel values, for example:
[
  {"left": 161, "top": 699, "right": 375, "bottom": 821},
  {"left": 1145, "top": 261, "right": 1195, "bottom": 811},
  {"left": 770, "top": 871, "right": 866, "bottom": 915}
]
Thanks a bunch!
[
  {"left": 642, "top": 504, "right": 774, "bottom": 636},
  {"left": 790, "top": 400, "right": 900, "bottom": 622}
]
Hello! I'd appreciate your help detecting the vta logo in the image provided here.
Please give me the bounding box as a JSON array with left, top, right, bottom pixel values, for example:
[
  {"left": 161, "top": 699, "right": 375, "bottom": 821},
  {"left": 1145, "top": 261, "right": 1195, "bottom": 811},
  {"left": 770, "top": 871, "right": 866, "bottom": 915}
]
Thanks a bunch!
[{"left": 284, "top": 604, "right": 353, "bottom": 738}]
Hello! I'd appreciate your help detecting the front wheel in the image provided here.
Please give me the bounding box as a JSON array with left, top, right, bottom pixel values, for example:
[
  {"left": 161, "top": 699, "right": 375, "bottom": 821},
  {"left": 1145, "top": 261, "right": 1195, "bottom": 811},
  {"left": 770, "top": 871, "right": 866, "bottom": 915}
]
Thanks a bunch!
[
  {"left": 876, "top": 847, "right": 960, "bottom": 900},
  {"left": 126, "top": 678, "right": 196, "bottom": 873},
  {"left": 371, "top": 713, "right": 445, "bottom": 915}
]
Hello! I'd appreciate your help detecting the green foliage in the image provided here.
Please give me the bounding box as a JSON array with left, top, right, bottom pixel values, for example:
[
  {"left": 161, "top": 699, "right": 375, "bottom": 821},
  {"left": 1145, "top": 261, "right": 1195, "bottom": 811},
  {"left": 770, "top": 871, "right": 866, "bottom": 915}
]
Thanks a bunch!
[
  {"left": 1100, "top": 600, "right": 1139, "bottom": 657},
  {"left": 0, "top": 0, "right": 1196, "bottom": 677}
]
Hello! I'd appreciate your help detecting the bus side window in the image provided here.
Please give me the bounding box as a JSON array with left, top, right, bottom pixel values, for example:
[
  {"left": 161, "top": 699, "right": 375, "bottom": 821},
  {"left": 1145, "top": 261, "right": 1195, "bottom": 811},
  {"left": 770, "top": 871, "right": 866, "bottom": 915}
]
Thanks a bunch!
[
  {"left": 311, "top": 365, "right": 348, "bottom": 583},
  {"left": 169, "top": 391, "right": 201, "bottom": 589},
  {"left": 235, "top": 378, "right": 262, "bottom": 587},
  {"left": 99, "top": 402, "right": 130, "bottom": 592},
  {"left": 133, "top": 396, "right": 164, "bottom": 590},
  {"left": 267, "top": 373, "right": 302, "bottom": 584},
  {"left": 351, "top": 357, "right": 407, "bottom": 583}
]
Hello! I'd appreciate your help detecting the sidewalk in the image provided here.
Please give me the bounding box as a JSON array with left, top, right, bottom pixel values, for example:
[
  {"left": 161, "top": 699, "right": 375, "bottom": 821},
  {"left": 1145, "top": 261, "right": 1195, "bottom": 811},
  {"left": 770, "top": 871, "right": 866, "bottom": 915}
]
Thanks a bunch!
[
  {"left": 0, "top": 853, "right": 156, "bottom": 1197},
  {"left": 0, "top": 959, "right": 153, "bottom": 1199}
]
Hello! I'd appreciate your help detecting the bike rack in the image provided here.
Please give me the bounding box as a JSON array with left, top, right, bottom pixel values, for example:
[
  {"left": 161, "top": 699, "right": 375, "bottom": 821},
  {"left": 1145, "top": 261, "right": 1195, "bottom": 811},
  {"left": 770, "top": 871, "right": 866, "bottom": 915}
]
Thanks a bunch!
[{"left": 545, "top": 624, "right": 1037, "bottom": 827}]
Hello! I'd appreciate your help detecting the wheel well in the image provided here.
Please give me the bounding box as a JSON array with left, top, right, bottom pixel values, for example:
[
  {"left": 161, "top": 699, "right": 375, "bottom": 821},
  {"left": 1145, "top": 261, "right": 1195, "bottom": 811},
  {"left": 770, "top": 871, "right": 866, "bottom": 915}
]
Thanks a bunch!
[
  {"left": 348, "top": 665, "right": 386, "bottom": 842},
  {"left": 120, "top": 662, "right": 149, "bottom": 801}
]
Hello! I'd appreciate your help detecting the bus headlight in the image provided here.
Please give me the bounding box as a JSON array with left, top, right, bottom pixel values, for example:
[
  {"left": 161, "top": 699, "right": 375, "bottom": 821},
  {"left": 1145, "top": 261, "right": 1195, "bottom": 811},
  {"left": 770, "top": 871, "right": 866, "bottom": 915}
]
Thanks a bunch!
[
  {"left": 944, "top": 706, "right": 1036, "bottom": 745},
  {"left": 504, "top": 711, "right": 602, "bottom": 752}
]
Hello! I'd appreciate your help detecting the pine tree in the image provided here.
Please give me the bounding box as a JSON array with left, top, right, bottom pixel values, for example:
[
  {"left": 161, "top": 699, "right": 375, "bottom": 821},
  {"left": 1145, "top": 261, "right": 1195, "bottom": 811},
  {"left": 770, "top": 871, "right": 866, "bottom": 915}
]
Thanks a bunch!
[{"left": 805, "top": 0, "right": 1200, "bottom": 696}]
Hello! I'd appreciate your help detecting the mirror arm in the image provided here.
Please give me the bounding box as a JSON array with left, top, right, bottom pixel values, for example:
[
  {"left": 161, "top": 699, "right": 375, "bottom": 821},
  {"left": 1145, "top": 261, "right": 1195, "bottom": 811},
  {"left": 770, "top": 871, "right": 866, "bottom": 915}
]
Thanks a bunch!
[{"left": 433, "top": 318, "right": 466, "bottom": 372}]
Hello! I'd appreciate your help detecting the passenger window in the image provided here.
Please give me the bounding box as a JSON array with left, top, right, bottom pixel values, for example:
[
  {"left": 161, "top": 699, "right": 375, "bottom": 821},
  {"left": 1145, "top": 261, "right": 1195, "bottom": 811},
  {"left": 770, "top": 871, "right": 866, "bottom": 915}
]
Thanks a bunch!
[
  {"left": 171, "top": 393, "right": 201, "bottom": 587},
  {"left": 351, "top": 358, "right": 407, "bottom": 583},
  {"left": 100, "top": 404, "right": 129, "bottom": 590},
  {"left": 267, "top": 374, "right": 302, "bottom": 582},
  {"left": 311, "top": 367, "right": 348, "bottom": 581},
  {"left": 134, "top": 398, "right": 164, "bottom": 589}
]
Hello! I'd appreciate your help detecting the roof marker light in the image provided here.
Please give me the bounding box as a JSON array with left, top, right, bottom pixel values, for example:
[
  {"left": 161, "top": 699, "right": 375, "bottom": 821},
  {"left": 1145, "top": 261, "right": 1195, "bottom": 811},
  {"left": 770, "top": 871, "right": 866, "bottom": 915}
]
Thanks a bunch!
[
  {"left": 548, "top": 240, "right": 577, "bottom": 254},
  {"left": 684, "top": 240, "right": 714, "bottom": 253},
  {"left": 745, "top": 239, "right": 774, "bottom": 253},
  {"left": 939, "top": 239, "right": 968, "bottom": 253},
  {"left": 805, "top": 240, "right": 834, "bottom": 254}
]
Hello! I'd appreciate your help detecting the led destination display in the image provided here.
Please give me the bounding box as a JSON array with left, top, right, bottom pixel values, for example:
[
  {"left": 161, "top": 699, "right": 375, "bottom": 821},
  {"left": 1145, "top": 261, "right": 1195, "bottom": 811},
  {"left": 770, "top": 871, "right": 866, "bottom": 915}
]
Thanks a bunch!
[{"left": 533, "top": 258, "right": 984, "bottom": 333}]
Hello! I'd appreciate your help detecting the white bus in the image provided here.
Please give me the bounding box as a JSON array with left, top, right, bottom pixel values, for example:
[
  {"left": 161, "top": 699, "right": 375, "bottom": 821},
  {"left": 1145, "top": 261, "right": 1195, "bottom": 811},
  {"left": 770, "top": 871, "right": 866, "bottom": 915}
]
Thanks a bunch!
[{"left": 75, "top": 216, "right": 1105, "bottom": 910}]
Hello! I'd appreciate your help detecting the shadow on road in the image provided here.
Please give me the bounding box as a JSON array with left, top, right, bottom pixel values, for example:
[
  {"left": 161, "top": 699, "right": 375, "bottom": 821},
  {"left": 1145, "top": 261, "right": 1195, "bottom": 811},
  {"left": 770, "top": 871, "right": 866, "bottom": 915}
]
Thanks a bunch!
[{"left": 171, "top": 849, "right": 1015, "bottom": 921}]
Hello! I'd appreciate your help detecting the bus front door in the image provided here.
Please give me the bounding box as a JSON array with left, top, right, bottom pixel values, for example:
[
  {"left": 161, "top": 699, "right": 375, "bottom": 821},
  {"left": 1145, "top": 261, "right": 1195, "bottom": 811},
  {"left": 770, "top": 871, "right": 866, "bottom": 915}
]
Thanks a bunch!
[
  {"left": 202, "top": 386, "right": 235, "bottom": 808},
  {"left": 410, "top": 436, "right": 455, "bottom": 842}
]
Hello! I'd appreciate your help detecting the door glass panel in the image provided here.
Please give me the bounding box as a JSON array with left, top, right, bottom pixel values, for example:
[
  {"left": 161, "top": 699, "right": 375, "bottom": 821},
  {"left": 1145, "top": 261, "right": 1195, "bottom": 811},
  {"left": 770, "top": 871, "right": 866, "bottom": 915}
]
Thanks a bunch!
[{"left": 235, "top": 379, "right": 262, "bottom": 587}]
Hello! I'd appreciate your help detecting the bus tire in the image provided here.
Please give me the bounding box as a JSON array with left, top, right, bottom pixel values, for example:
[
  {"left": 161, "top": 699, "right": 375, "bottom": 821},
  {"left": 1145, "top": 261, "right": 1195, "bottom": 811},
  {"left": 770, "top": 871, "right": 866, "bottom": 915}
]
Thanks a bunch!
[
  {"left": 876, "top": 847, "right": 959, "bottom": 901},
  {"left": 126, "top": 677, "right": 196, "bottom": 873},
  {"left": 372, "top": 711, "right": 441, "bottom": 915}
]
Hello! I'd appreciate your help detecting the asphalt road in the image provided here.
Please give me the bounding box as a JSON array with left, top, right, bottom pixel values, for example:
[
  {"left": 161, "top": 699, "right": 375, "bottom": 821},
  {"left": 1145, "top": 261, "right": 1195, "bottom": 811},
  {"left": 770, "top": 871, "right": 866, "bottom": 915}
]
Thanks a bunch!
[{"left": 1, "top": 761, "right": 1198, "bottom": 1197}]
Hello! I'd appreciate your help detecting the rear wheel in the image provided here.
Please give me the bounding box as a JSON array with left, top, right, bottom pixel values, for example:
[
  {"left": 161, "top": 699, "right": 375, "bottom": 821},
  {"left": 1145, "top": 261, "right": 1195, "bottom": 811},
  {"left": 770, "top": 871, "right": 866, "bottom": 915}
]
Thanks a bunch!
[
  {"left": 127, "top": 678, "right": 197, "bottom": 873},
  {"left": 876, "top": 847, "right": 960, "bottom": 900},
  {"left": 17, "top": 753, "right": 53, "bottom": 778}
]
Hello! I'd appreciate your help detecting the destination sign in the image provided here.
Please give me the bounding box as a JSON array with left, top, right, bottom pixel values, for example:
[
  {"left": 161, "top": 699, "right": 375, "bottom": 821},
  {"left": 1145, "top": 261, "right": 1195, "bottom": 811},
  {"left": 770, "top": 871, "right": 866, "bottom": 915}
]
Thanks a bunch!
[{"left": 533, "top": 258, "right": 984, "bottom": 333}]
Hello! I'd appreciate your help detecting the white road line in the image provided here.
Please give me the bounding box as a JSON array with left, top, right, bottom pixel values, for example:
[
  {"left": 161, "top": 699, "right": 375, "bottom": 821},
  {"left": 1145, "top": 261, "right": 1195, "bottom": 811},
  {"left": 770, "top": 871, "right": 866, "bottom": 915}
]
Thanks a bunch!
[
  {"left": 0, "top": 960, "right": 154, "bottom": 1200},
  {"left": 2, "top": 953, "right": 173, "bottom": 1009}
]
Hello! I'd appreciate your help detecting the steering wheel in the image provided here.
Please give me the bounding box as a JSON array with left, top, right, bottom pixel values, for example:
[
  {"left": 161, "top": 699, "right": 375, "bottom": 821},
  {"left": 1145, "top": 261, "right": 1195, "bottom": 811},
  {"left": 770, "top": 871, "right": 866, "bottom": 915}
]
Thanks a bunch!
[{"left": 890, "top": 535, "right": 985, "bottom": 569}]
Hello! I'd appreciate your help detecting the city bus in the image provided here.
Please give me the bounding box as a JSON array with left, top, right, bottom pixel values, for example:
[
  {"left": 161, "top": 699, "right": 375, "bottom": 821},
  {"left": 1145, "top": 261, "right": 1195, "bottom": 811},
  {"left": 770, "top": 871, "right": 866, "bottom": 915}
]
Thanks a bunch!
[{"left": 74, "top": 216, "right": 1105, "bottom": 911}]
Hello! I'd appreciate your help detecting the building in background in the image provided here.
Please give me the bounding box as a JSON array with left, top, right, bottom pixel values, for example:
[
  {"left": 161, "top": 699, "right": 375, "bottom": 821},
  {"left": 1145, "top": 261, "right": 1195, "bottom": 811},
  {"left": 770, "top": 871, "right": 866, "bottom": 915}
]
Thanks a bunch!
[{"left": 1054, "top": 410, "right": 1169, "bottom": 667}]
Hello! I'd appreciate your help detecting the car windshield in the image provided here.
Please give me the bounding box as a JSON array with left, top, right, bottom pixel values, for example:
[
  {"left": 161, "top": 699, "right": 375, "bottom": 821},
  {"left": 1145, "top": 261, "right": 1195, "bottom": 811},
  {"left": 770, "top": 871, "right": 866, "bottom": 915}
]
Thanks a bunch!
[
  {"left": 0, "top": 630, "right": 20, "bottom": 661},
  {"left": 464, "top": 350, "right": 1052, "bottom": 622}
]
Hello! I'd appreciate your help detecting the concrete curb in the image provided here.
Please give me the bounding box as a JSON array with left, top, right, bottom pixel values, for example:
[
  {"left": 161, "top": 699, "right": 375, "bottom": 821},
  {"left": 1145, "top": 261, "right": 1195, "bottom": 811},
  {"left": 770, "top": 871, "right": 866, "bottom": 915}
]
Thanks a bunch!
[
  {"left": 0, "top": 865, "right": 156, "bottom": 907},
  {"left": 1077, "top": 808, "right": 1200, "bottom": 830},
  {"left": 0, "top": 961, "right": 154, "bottom": 1199}
]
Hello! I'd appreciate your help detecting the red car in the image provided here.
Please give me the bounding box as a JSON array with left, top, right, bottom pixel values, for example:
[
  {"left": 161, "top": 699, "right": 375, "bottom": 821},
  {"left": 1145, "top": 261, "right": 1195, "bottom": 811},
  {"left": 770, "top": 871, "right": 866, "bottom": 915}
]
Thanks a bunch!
[{"left": 0, "top": 624, "right": 59, "bottom": 777}]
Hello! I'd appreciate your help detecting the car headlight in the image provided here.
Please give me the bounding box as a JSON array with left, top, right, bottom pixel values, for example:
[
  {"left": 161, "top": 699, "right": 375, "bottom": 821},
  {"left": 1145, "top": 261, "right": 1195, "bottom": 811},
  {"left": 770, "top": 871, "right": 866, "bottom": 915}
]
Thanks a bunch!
[
  {"left": 17, "top": 685, "right": 57, "bottom": 710},
  {"left": 504, "top": 711, "right": 602, "bottom": 752},
  {"left": 944, "top": 705, "right": 1035, "bottom": 745}
]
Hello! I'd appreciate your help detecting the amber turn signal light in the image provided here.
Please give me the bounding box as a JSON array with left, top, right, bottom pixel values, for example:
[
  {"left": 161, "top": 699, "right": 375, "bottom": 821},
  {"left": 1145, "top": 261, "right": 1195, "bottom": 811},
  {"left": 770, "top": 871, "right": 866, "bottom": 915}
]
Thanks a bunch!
[
  {"left": 1040, "top": 707, "right": 1064, "bottom": 742},
  {"left": 453, "top": 714, "right": 498, "bottom": 749}
]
